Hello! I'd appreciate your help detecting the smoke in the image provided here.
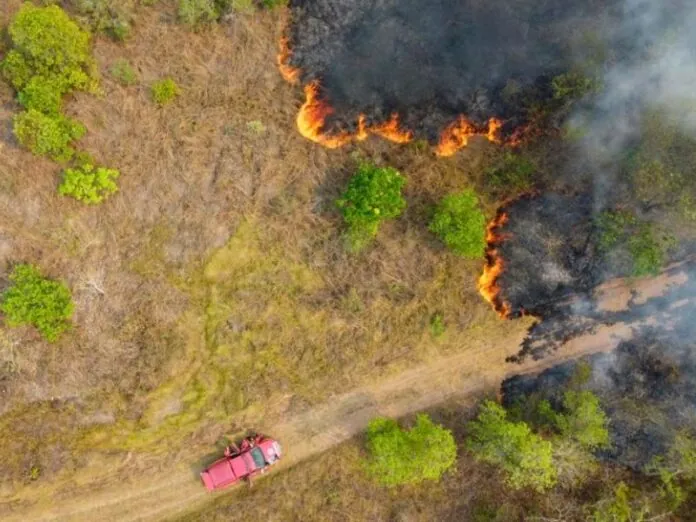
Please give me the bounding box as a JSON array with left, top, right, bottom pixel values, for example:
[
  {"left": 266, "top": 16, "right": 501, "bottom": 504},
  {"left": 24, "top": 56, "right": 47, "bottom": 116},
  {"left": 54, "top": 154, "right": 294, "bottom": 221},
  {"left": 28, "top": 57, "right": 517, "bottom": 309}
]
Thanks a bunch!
[
  {"left": 286, "top": 0, "right": 612, "bottom": 140},
  {"left": 575, "top": 0, "right": 696, "bottom": 177}
]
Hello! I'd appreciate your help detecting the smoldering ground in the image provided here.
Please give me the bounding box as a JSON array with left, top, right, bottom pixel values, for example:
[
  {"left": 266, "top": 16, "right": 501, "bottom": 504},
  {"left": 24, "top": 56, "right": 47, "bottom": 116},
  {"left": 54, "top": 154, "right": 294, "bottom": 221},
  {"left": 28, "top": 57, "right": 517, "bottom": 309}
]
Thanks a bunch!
[{"left": 284, "top": 0, "right": 620, "bottom": 140}]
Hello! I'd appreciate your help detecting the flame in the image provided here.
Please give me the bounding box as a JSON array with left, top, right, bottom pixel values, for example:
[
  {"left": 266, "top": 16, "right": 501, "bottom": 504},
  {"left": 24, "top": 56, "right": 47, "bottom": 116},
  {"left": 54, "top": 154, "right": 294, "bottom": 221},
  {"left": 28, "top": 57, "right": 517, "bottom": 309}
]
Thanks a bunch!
[
  {"left": 436, "top": 117, "right": 504, "bottom": 157},
  {"left": 478, "top": 212, "right": 512, "bottom": 318},
  {"left": 279, "top": 35, "right": 517, "bottom": 153},
  {"left": 296, "top": 82, "right": 413, "bottom": 148},
  {"left": 278, "top": 37, "right": 300, "bottom": 85}
]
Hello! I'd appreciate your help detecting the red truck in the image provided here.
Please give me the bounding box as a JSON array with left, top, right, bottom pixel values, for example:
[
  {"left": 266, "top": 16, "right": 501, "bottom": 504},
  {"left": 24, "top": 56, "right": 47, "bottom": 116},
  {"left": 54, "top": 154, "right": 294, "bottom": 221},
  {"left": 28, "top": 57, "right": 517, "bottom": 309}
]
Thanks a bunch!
[{"left": 200, "top": 434, "right": 282, "bottom": 491}]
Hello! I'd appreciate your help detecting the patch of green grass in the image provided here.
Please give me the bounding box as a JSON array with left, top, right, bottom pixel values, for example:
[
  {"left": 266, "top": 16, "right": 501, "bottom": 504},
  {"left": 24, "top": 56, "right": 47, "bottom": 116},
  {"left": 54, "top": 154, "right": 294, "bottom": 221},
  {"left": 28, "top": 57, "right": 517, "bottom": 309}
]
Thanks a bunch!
[
  {"left": 110, "top": 59, "right": 137, "bottom": 86},
  {"left": 151, "top": 78, "right": 180, "bottom": 106},
  {"left": 429, "top": 312, "right": 446, "bottom": 338}
]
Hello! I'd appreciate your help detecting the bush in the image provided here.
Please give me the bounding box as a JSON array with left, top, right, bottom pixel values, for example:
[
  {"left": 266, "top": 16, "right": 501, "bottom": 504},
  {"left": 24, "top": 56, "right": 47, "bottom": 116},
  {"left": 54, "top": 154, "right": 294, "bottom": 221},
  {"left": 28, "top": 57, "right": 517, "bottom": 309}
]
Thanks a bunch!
[
  {"left": 336, "top": 163, "right": 406, "bottom": 251},
  {"left": 429, "top": 190, "right": 486, "bottom": 258},
  {"left": 595, "top": 210, "right": 675, "bottom": 277},
  {"left": 486, "top": 152, "right": 536, "bottom": 194},
  {"left": 13, "top": 109, "right": 86, "bottom": 162},
  {"left": 551, "top": 71, "right": 601, "bottom": 101},
  {"left": 466, "top": 401, "right": 557, "bottom": 492},
  {"left": 16, "top": 75, "right": 67, "bottom": 115},
  {"left": 110, "top": 59, "right": 138, "bottom": 86},
  {"left": 262, "top": 0, "right": 288, "bottom": 8},
  {"left": 178, "top": 0, "right": 218, "bottom": 25},
  {"left": 59, "top": 164, "right": 120, "bottom": 204},
  {"left": 1, "top": 4, "right": 93, "bottom": 93},
  {"left": 1, "top": 264, "right": 73, "bottom": 342},
  {"left": 70, "top": 0, "right": 133, "bottom": 41},
  {"left": 151, "top": 78, "right": 180, "bottom": 106},
  {"left": 363, "top": 414, "right": 457, "bottom": 486},
  {"left": 538, "top": 390, "right": 610, "bottom": 450}
]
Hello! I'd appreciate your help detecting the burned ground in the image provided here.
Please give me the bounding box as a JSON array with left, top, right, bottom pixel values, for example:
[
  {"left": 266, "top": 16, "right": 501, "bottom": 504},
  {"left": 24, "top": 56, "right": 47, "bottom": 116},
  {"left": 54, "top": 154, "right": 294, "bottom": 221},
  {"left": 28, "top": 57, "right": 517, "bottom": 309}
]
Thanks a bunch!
[
  {"left": 284, "top": 0, "right": 619, "bottom": 140},
  {"left": 503, "top": 310, "right": 696, "bottom": 470}
]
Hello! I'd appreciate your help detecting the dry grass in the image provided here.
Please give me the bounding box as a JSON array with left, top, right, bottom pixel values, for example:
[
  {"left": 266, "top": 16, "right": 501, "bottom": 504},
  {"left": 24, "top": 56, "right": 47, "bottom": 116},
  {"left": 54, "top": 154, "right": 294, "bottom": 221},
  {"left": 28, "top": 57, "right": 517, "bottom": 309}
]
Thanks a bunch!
[{"left": 0, "top": 0, "right": 523, "bottom": 495}]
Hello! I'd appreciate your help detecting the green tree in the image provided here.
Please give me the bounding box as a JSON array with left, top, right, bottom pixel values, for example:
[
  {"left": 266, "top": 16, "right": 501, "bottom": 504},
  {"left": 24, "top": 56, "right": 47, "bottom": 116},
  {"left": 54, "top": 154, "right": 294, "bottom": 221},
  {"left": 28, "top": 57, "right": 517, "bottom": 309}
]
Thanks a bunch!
[
  {"left": 59, "top": 164, "right": 120, "bottom": 204},
  {"left": 540, "top": 390, "right": 610, "bottom": 450},
  {"left": 1, "top": 4, "right": 94, "bottom": 94},
  {"left": 1, "top": 264, "right": 74, "bottom": 342},
  {"left": 13, "top": 109, "right": 86, "bottom": 163},
  {"left": 429, "top": 190, "right": 487, "bottom": 258},
  {"left": 466, "top": 401, "right": 557, "bottom": 492},
  {"left": 336, "top": 163, "right": 406, "bottom": 251},
  {"left": 363, "top": 414, "right": 457, "bottom": 486}
]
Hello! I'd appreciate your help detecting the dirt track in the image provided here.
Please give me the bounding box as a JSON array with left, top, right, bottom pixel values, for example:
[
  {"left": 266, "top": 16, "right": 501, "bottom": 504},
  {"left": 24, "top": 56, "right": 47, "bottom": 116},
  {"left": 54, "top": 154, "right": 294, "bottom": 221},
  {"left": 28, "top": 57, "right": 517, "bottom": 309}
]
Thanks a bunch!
[{"left": 4, "top": 266, "right": 690, "bottom": 522}]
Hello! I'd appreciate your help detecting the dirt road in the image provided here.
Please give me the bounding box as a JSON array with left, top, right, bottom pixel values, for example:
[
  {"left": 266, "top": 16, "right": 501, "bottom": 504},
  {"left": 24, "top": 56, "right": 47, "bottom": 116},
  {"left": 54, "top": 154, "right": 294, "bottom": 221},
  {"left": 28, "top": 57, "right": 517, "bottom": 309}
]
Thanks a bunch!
[{"left": 4, "top": 266, "right": 690, "bottom": 522}]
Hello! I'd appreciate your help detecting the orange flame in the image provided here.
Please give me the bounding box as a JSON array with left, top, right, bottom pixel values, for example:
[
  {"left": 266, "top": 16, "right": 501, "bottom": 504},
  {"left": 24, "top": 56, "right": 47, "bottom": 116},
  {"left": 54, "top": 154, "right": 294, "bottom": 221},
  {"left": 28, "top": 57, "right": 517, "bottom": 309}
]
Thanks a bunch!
[
  {"left": 296, "top": 82, "right": 413, "bottom": 148},
  {"left": 278, "top": 37, "right": 300, "bottom": 85},
  {"left": 478, "top": 212, "right": 512, "bottom": 318},
  {"left": 279, "top": 35, "right": 517, "bottom": 153},
  {"left": 436, "top": 117, "right": 504, "bottom": 157}
]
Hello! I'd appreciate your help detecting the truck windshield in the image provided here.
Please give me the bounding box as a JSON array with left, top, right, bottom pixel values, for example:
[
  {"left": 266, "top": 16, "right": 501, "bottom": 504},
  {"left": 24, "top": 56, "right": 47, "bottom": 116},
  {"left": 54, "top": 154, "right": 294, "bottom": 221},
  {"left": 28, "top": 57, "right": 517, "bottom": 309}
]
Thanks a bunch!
[{"left": 250, "top": 447, "right": 266, "bottom": 469}]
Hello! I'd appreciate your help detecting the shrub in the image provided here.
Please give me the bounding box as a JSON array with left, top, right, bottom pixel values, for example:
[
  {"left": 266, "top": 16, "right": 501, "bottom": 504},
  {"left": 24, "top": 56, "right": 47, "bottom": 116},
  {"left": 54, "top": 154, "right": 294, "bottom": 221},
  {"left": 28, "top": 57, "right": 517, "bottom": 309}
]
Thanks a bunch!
[
  {"left": 1, "top": 4, "right": 93, "bottom": 93},
  {"left": 429, "top": 312, "right": 446, "bottom": 338},
  {"left": 151, "top": 78, "right": 180, "bottom": 106},
  {"left": 110, "top": 59, "right": 138, "bottom": 86},
  {"left": 466, "top": 400, "right": 557, "bottom": 492},
  {"left": 16, "top": 75, "right": 66, "bottom": 115},
  {"left": 486, "top": 151, "right": 536, "bottom": 194},
  {"left": 551, "top": 71, "right": 601, "bottom": 101},
  {"left": 595, "top": 210, "right": 675, "bottom": 277},
  {"left": 70, "top": 0, "right": 133, "bottom": 41},
  {"left": 538, "top": 390, "right": 610, "bottom": 450},
  {"left": 336, "top": 163, "right": 406, "bottom": 251},
  {"left": 262, "top": 0, "right": 288, "bottom": 8},
  {"left": 59, "top": 164, "right": 120, "bottom": 204},
  {"left": 178, "top": 0, "right": 218, "bottom": 25},
  {"left": 363, "top": 414, "right": 457, "bottom": 486},
  {"left": 1, "top": 264, "right": 74, "bottom": 342},
  {"left": 429, "top": 190, "right": 487, "bottom": 258},
  {"left": 13, "top": 109, "right": 86, "bottom": 162}
]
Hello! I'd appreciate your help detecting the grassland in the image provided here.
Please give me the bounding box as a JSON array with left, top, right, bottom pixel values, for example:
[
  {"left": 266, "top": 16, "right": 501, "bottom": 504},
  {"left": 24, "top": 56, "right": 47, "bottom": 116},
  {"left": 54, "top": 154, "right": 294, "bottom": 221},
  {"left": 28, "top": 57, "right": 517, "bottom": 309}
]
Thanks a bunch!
[{"left": 0, "top": 0, "right": 531, "bottom": 502}]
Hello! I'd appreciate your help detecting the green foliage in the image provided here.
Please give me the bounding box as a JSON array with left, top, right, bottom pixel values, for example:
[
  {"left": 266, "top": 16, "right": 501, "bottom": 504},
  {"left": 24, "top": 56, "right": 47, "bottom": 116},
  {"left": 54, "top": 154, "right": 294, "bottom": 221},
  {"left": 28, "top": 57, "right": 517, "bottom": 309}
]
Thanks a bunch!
[
  {"left": 595, "top": 210, "right": 675, "bottom": 277},
  {"left": 178, "top": 0, "right": 218, "bottom": 26},
  {"left": 466, "top": 401, "right": 557, "bottom": 492},
  {"left": 110, "top": 59, "right": 138, "bottom": 86},
  {"left": 552, "top": 391, "right": 610, "bottom": 450},
  {"left": 16, "top": 75, "right": 69, "bottom": 115},
  {"left": 151, "top": 78, "right": 180, "bottom": 106},
  {"left": 1, "top": 264, "right": 73, "bottom": 342},
  {"left": 552, "top": 71, "right": 601, "bottom": 101},
  {"left": 1, "top": 4, "right": 93, "bottom": 93},
  {"left": 429, "top": 190, "right": 486, "bottom": 258},
  {"left": 13, "top": 109, "right": 86, "bottom": 162},
  {"left": 59, "top": 164, "right": 120, "bottom": 204},
  {"left": 363, "top": 414, "right": 457, "bottom": 486},
  {"left": 336, "top": 163, "right": 406, "bottom": 251},
  {"left": 591, "top": 483, "right": 637, "bottom": 522},
  {"left": 429, "top": 312, "right": 446, "bottom": 338},
  {"left": 262, "top": 0, "right": 288, "bottom": 8},
  {"left": 485, "top": 152, "right": 536, "bottom": 194},
  {"left": 28, "top": 465, "right": 41, "bottom": 481},
  {"left": 70, "top": 0, "right": 133, "bottom": 41}
]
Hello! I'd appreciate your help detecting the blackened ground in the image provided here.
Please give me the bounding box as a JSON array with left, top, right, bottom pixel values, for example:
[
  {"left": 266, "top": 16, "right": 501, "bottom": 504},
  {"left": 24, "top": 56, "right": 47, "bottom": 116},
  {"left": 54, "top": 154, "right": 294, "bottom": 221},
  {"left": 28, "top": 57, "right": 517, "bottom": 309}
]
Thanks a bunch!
[
  {"left": 285, "top": 0, "right": 620, "bottom": 140},
  {"left": 496, "top": 192, "right": 601, "bottom": 317},
  {"left": 502, "top": 315, "right": 696, "bottom": 470},
  {"left": 511, "top": 259, "right": 696, "bottom": 361}
]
